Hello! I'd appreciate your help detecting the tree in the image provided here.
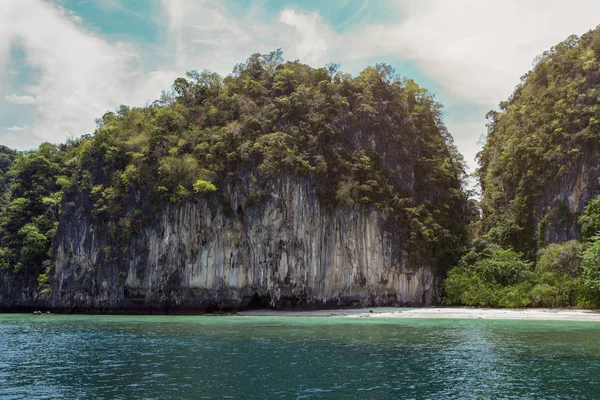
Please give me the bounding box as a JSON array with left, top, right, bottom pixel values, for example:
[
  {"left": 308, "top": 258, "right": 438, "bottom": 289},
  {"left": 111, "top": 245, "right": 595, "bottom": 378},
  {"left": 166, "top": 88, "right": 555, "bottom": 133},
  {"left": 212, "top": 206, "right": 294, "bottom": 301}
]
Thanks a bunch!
[
  {"left": 444, "top": 247, "right": 533, "bottom": 307},
  {"left": 193, "top": 179, "right": 217, "bottom": 193},
  {"left": 580, "top": 195, "right": 600, "bottom": 239}
]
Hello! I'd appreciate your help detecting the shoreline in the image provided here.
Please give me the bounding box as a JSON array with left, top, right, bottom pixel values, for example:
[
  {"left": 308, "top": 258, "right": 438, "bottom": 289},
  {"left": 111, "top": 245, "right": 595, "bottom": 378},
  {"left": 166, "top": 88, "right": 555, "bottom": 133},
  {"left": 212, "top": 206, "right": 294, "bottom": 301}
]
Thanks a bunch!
[
  {"left": 3, "top": 307, "right": 600, "bottom": 322},
  {"left": 239, "top": 307, "right": 600, "bottom": 322}
]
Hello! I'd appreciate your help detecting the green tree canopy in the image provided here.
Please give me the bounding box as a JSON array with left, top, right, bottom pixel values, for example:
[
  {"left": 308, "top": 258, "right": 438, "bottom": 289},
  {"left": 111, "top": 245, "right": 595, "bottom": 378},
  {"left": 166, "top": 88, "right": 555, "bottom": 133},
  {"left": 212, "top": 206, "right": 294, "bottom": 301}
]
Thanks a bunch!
[{"left": 477, "top": 27, "right": 600, "bottom": 258}]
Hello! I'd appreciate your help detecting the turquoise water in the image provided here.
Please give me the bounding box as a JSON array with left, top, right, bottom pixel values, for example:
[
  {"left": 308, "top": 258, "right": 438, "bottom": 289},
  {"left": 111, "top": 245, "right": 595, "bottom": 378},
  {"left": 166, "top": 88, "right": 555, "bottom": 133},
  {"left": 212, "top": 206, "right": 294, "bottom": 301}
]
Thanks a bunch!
[{"left": 1, "top": 315, "right": 599, "bottom": 399}]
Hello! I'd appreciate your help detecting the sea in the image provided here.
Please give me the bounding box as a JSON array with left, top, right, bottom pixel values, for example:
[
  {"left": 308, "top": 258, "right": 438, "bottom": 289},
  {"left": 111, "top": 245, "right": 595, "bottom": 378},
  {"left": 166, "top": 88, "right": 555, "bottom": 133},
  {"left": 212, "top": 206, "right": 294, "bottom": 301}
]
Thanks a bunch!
[{"left": 1, "top": 314, "right": 599, "bottom": 399}]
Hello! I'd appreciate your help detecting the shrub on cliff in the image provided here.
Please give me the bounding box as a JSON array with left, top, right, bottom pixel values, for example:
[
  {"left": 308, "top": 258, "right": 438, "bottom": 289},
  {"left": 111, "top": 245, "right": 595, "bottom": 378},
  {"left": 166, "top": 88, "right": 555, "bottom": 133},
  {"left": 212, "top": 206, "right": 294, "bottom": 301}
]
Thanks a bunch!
[{"left": 193, "top": 179, "right": 217, "bottom": 193}]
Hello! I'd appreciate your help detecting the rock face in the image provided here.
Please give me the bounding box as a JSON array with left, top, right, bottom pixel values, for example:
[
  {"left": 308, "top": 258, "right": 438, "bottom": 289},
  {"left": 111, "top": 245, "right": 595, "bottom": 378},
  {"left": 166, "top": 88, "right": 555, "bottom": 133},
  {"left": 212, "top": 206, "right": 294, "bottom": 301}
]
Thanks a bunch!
[
  {"left": 538, "top": 150, "right": 600, "bottom": 244},
  {"left": 0, "top": 269, "right": 43, "bottom": 312},
  {"left": 47, "top": 177, "right": 438, "bottom": 313}
]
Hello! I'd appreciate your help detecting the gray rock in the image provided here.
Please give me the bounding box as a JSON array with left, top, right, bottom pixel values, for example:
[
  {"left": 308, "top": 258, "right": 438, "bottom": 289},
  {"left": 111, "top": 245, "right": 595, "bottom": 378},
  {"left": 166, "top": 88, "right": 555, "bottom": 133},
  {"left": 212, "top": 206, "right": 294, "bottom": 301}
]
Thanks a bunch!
[{"left": 47, "top": 177, "right": 438, "bottom": 312}]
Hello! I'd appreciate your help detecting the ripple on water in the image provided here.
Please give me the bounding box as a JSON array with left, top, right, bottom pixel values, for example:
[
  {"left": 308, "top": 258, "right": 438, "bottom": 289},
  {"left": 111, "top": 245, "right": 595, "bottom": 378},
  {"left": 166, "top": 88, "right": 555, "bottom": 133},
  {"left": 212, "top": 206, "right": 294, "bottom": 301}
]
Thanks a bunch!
[{"left": 0, "top": 316, "right": 599, "bottom": 399}]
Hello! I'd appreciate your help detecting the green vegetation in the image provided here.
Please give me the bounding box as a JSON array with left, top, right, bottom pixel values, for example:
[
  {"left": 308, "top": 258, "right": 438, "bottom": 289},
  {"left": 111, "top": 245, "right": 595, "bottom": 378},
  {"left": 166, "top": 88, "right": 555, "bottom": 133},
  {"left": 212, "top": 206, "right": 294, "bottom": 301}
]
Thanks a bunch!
[
  {"left": 0, "top": 142, "right": 82, "bottom": 277},
  {"left": 580, "top": 237, "right": 600, "bottom": 307},
  {"left": 0, "top": 145, "right": 17, "bottom": 208},
  {"left": 579, "top": 196, "right": 600, "bottom": 239},
  {"left": 5, "top": 36, "right": 600, "bottom": 308},
  {"left": 477, "top": 28, "right": 600, "bottom": 258},
  {"left": 4, "top": 33, "right": 600, "bottom": 308},
  {"left": 193, "top": 179, "right": 217, "bottom": 193},
  {"left": 444, "top": 239, "right": 584, "bottom": 307},
  {"left": 445, "top": 26, "right": 600, "bottom": 308},
  {"left": 444, "top": 243, "right": 533, "bottom": 307},
  {"left": 0, "top": 51, "right": 468, "bottom": 290}
]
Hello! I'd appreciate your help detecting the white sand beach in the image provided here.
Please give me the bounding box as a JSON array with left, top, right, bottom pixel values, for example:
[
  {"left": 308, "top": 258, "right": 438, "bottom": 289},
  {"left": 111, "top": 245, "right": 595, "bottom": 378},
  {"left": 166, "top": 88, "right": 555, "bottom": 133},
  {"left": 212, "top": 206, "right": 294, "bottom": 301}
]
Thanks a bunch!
[{"left": 240, "top": 307, "right": 600, "bottom": 321}]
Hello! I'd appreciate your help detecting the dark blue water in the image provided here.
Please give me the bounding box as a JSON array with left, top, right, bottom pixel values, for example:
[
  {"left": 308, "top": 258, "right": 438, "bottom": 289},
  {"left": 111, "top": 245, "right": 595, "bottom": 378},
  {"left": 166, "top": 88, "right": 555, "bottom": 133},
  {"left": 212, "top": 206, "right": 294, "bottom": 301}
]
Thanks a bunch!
[{"left": 1, "top": 314, "right": 599, "bottom": 399}]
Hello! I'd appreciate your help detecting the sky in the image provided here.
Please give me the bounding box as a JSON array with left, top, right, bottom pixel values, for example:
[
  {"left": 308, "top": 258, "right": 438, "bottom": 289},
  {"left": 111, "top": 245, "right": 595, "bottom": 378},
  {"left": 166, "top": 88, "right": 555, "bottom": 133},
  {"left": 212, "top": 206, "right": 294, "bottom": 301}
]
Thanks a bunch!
[{"left": 1, "top": 0, "right": 600, "bottom": 175}]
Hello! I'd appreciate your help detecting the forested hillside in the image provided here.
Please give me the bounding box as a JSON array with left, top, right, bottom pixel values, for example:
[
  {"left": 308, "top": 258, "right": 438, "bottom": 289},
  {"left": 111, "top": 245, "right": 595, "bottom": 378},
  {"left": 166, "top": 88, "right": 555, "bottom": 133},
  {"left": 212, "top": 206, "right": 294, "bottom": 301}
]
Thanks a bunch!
[
  {"left": 445, "top": 27, "right": 600, "bottom": 308},
  {"left": 0, "top": 51, "right": 469, "bottom": 311}
]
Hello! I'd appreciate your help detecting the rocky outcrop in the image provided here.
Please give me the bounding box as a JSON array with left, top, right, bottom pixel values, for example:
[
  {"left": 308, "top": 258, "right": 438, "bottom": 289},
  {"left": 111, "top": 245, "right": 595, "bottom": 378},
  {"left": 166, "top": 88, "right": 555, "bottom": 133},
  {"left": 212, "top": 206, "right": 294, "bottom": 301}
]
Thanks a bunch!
[
  {"left": 46, "top": 177, "right": 438, "bottom": 313},
  {"left": 538, "top": 150, "right": 600, "bottom": 243},
  {"left": 0, "top": 269, "right": 46, "bottom": 312}
]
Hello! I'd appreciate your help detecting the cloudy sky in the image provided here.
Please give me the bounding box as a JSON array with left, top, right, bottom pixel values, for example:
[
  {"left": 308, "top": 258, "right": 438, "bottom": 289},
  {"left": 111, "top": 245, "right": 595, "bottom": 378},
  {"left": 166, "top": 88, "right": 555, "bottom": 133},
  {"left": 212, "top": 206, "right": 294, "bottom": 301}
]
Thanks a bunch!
[{"left": 1, "top": 0, "right": 600, "bottom": 172}]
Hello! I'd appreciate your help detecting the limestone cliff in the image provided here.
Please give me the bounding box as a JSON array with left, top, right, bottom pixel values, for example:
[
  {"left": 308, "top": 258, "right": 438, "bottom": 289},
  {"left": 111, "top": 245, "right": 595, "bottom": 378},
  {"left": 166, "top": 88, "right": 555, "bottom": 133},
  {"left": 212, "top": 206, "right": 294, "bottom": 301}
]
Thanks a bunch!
[
  {"left": 48, "top": 177, "right": 438, "bottom": 312},
  {"left": 0, "top": 57, "right": 467, "bottom": 312},
  {"left": 538, "top": 150, "right": 600, "bottom": 244}
]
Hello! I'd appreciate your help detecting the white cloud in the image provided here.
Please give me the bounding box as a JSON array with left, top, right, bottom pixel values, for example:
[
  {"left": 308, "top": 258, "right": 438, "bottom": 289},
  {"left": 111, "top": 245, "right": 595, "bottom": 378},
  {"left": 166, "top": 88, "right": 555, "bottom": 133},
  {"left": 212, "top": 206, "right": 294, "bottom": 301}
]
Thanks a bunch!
[
  {"left": 5, "top": 94, "right": 37, "bottom": 105},
  {"left": 4, "top": 125, "right": 27, "bottom": 132},
  {"left": 279, "top": 9, "right": 332, "bottom": 65},
  {"left": 347, "top": 0, "right": 600, "bottom": 105},
  {"left": 160, "top": 0, "right": 258, "bottom": 73},
  {"left": 0, "top": 1, "right": 136, "bottom": 147},
  {"left": 2, "top": 0, "right": 600, "bottom": 174},
  {"left": 158, "top": 0, "right": 334, "bottom": 73}
]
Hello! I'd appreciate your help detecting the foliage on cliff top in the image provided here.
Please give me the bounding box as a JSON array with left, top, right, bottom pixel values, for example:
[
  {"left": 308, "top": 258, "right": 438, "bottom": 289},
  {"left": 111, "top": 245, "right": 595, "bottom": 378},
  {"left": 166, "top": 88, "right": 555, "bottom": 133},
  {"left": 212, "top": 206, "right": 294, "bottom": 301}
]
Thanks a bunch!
[
  {"left": 477, "top": 27, "right": 600, "bottom": 258},
  {"left": 0, "top": 50, "right": 469, "bottom": 279},
  {"left": 0, "top": 146, "right": 17, "bottom": 206}
]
